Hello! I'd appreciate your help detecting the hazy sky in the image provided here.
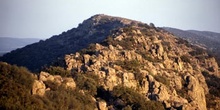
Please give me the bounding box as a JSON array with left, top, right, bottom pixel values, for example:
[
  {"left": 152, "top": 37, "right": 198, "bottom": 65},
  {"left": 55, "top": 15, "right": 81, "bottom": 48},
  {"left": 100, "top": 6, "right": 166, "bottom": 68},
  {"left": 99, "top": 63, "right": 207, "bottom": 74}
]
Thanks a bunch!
[{"left": 1, "top": 0, "right": 220, "bottom": 39}]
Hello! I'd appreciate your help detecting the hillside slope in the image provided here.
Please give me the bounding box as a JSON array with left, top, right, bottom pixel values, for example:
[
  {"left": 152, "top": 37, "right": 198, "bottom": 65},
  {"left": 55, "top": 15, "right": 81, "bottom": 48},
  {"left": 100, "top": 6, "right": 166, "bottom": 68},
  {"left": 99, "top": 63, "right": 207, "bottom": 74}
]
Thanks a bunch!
[
  {"left": 0, "top": 14, "right": 143, "bottom": 71},
  {"left": 37, "top": 24, "right": 219, "bottom": 109},
  {"left": 163, "top": 27, "right": 220, "bottom": 63}
]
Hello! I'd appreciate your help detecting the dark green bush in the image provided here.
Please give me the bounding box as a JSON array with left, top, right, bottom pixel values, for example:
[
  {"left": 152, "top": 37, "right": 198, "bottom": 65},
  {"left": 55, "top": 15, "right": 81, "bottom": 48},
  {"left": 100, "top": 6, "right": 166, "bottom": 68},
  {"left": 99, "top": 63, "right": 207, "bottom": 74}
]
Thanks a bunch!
[
  {"left": 43, "top": 66, "right": 71, "bottom": 77},
  {"left": 140, "top": 28, "right": 153, "bottom": 36},
  {"left": 202, "top": 71, "right": 220, "bottom": 109},
  {"left": 142, "top": 54, "right": 155, "bottom": 62},
  {"left": 206, "top": 94, "right": 220, "bottom": 109},
  {"left": 115, "top": 60, "right": 145, "bottom": 82},
  {"left": 176, "top": 88, "right": 191, "bottom": 102},
  {"left": 0, "top": 62, "right": 35, "bottom": 109},
  {"left": 112, "top": 85, "right": 165, "bottom": 110},
  {"left": 106, "top": 37, "right": 135, "bottom": 50},
  {"left": 45, "top": 86, "right": 96, "bottom": 110},
  {"left": 136, "top": 51, "right": 162, "bottom": 62},
  {"left": 115, "top": 60, "right": 140, "bottom": 72},
  {"left": 189, "top": 48, "right": 206, "bottom": 56},
  {"left": 154, "top": 75, "right": 170, "bottom": 86},
  {"left": 102, "top": 28, "right": 136, "bottom": 50},
  {"left": 162, "top": 42, "right": 171, "bottom": 51},
  {"left": 123, "top": 26, "right": 136, "bottom": 36},
  {"left": 80, "top": 43, "right": 97, "bottom": 55},
  {"left": 202, "top": 71, "right": 220, "bottom": 97},
  {"left": 73, "top": 72, "right": 99, "bottom": 96},
  {"left": 44, "top": 80, "right": 60, "bottom": 91},
  {"left": 180, "top": 55, "right": 191, "bottom": 63}
]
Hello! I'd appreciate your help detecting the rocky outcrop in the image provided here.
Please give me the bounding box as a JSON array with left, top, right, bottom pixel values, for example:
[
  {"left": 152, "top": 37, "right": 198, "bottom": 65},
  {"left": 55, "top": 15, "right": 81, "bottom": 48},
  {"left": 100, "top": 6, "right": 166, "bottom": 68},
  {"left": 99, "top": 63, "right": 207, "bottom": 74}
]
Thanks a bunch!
[
  {"left": 62, "top": 77, "right": 76, "bottom": 89},
  {"left": 62, "top": 26, "right": 218, "bottom": 109},
  {"left": 2, "top": 15, "right": 219, "bottom": 110},
  {"left": 97, "top": 100, "right": 108, "bottom": 110},
  {"left": 39, "top": 71, "right": 64, "bottom": 86},
  {"left": 32, "top": 80, "right": 46, "bottom": 96},
  {"left": 205, "top": 57, "right": 219, "bottom": 77},
  {"left": 185, "top": 75, "right": 207, "bottom": 110},
  {"left": 32, "top": 71, "right": 76, "bottom": 96},
  {"left": 27, "top": 15, "right": 220, "bottom": 109}
]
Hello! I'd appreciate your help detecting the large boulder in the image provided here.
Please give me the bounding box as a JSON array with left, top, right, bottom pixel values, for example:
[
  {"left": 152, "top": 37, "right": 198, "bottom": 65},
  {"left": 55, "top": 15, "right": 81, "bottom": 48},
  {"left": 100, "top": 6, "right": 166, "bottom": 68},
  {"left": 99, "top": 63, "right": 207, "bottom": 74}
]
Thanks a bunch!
[
  {"left": 122, "top": 72, "right": 137, "bottom": 88},
  {"left": 62, "top": 77, "right": 76, "bottom": 89},
  {"left": 39, "top": 71, "right": 54, "bottom": 82},
  {"left": 205, "top": 57, "right": 219, "bottom": 77},
  {"left": 32, "top": 80, "right": 46, "bottom": 96},
  {"left": 186, "top": 75, "right": 207, "bottom": 110},
  {"left": 97, "top": 100, "right": 108, "bottom": 110}
]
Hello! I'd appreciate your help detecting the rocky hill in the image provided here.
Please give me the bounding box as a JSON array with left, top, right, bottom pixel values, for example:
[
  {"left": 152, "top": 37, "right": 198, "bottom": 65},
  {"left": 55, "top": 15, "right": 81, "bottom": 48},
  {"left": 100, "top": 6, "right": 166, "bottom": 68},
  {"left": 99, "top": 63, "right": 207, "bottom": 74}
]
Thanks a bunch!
[
  {"left": 0, "top": 15, "right": 220, "bottom": 110},
  {"left": 0, "top": 14, "right": 143, "bottom": 71},
  {"left": 163, "top": 27, "right": 220, "bottom": 64}
]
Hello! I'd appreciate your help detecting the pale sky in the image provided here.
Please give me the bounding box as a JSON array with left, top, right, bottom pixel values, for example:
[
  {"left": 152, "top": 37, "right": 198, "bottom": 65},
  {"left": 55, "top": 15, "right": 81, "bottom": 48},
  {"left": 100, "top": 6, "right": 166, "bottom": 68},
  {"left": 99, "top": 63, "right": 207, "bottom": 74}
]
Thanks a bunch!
[{"left": 0, "top": 0, "right": 220, "bottom": 39}]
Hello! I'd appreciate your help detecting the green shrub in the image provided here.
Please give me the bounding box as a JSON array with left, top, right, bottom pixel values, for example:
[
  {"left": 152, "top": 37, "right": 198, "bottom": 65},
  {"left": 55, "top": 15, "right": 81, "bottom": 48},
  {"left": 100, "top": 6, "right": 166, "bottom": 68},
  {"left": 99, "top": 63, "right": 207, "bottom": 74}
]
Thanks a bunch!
[
  {"left": 121, "top": 37, "right": 135, "bottom": 50},
  {"left": 112, "top": 85, "right": 165, "bottom": 110},
  {"left": 80, "top": 43, "right": 97, "bottom": 55},
  {"left": 102, "top": 36, "right": 115, "bottom": 46},
  {"left": 102, "top": 30, "right": 136, "bottom": 50},
  {"left": 0, "top": 62, "right": 35, "bottom": 109},
  {"left": 135, "top": 72, "right": 145, "bottom": 83},
  {"left": 205, "top": 94, "right": 220, "bottom": 109},
  {"left": 136, "top": 51, "right": 162, "bottom": 62},
  {"left": 180, "top": 55, "right": 191, "bottom": 63},
  {"left": 161, "top": 42, "right": 171, "bottom": 51},
  {"left": 115, "top": 60, "right": 145, "bottom": 82},
  {"left": 115, "top": 60, "right": 140, "bottom": 72},
  {"left": 123, "top": 26, "right": 136, "bottom": 36},
  {"left": 154, "top": 75, "right": 170, "bottom": 86},
  {"left": 44, "top": 80, "right": 60, "bottom": 91},
  {"left": 189, "top": 48, "right": 206, "bottom": 56},
  {"left": 202, "top": 71, "right": 220, "bottom": 97},
  {"left": 45, "top": 86, "right": 96, "bottom": 110},
  {"left": 140, "top": 28, "right": 153, "bottom": 36},
  {"left": 43, "top": 66, "right": 71, "bottom": 77},
  {"left": 143, "top": 54, "right": 155, "bottom": 62},
  {"left": 73, "top": 72, "right": 99, "bottom": 96},
  {"left": 106, "top": 37, "right": 135, "bottom": 50},
  {"left": 176, "top": 88, "right": 191, "bottom": 102}
]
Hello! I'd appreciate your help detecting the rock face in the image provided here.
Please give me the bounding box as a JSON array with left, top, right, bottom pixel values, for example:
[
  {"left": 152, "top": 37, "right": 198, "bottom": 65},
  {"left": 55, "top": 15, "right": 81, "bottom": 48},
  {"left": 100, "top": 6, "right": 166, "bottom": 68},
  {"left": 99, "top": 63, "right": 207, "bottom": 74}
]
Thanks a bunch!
[
  {"left": 62, "top": 77, "right": 76, "bottom": 89},
  {"left": 32, "top": 71, "right": 76, "bottom": 96},
  {"left": 32, "top": 80, "right": 46, "bottom": 96},
  {"left": 27, "top": 15, "right": 220, "bottom": 109},
  {"left": 97, "top": 100, "right": 108, "bottom": 110},
  {"left": 62, "top": 24, "right": 220, "bottom": 110},
  {"left": 184, "top": 75, "right": 207, "bottom": 110}
]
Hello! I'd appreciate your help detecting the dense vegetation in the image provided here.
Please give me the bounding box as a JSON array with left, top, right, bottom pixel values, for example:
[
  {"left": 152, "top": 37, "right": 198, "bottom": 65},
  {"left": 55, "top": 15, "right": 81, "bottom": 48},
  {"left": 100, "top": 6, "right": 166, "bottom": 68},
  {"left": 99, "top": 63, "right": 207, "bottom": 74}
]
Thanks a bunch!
[
  {"left": 0, "top": 62, "right": 96, "bottom": 110},
  {"left": 202, "top": 71, "right": 220, "bottom": 109},
  {"left": 111, "top": 85, "right": 165, "bottom": 110},
  {"left": 43, "top": 66, "right": 71, "bottom": 77},
  {"left": 0, "top": 62, "right": 167, "bottom": 110},
  {"left": 0, "top": 62, "right": 34, "bottom": 109}
]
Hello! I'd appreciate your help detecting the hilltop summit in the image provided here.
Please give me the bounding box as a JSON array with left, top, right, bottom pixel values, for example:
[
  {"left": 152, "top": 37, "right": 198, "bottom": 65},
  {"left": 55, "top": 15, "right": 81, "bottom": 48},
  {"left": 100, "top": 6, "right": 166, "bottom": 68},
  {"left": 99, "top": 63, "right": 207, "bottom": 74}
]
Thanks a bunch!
[{"left": 0, "top": 14, "right": 145, "bottom": 71}]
